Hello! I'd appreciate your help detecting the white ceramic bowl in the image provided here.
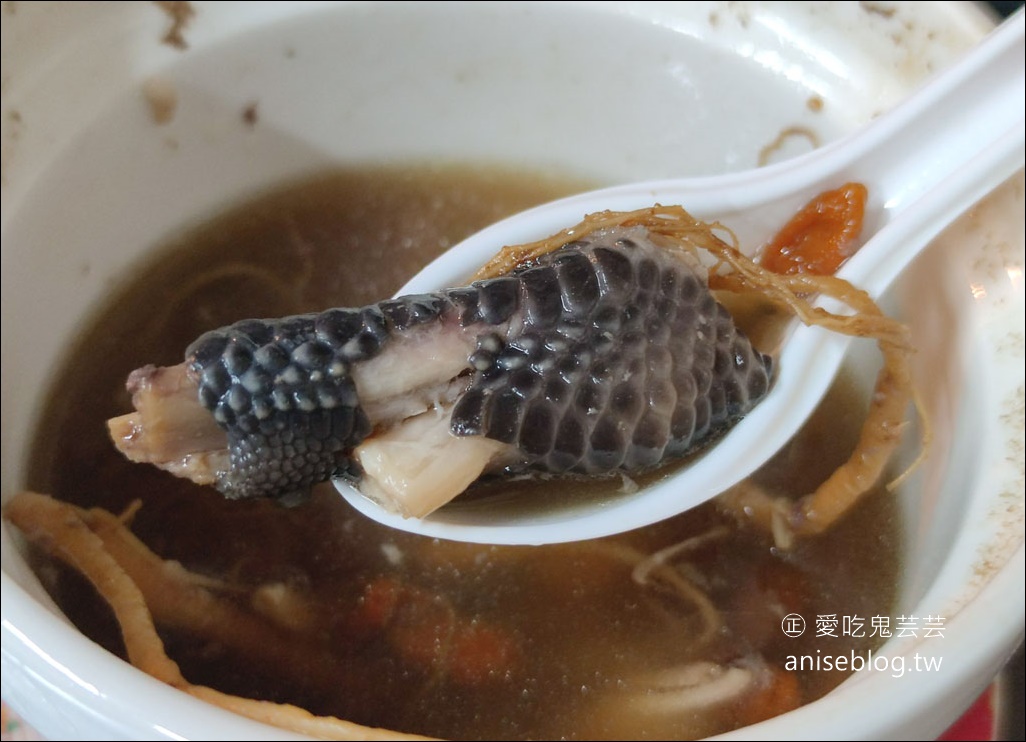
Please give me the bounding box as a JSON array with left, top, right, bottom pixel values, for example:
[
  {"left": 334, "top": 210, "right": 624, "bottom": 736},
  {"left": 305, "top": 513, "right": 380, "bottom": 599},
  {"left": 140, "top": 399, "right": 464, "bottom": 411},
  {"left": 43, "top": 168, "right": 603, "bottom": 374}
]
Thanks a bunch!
[{"left": 2, "top": 2, "right": 1022, "bottom": 739}]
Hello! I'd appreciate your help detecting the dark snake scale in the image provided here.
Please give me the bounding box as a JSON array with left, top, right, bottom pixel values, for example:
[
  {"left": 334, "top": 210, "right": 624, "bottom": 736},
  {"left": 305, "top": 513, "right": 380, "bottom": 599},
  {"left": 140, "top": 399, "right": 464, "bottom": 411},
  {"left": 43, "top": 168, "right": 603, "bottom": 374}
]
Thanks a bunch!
[{"left": 186, "top": 228, "right": 774, "bottom": 502}]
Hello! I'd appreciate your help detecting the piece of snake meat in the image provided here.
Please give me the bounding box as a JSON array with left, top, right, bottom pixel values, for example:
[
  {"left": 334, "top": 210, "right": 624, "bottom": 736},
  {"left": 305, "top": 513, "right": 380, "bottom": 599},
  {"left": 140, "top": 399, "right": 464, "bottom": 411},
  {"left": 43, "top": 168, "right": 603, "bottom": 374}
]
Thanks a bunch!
[{"left": 108, "top": 226, "right": 773, "bottom": 518}]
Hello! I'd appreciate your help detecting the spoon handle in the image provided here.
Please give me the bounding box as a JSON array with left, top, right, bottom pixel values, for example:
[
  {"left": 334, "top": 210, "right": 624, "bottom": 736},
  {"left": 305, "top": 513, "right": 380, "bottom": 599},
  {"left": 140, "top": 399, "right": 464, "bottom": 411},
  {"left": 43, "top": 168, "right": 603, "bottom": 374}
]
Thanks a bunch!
[
  {"left": 624, "top": 8, "right": 1026, "bottom": 252},
  {"left": 832, "top": 8, "right": 1025, "bottom": 229},
  {"left": 839, "top": 117, "right": 1024, "bottom": 300}
]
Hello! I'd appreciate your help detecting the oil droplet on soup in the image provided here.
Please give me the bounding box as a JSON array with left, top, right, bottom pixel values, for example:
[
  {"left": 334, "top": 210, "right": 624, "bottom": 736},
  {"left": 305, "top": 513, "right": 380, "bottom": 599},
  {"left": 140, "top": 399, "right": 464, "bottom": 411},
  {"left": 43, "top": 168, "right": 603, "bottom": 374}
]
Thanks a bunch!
[{"left": 26, "top": 164, "right": 901, "bottom": 740}]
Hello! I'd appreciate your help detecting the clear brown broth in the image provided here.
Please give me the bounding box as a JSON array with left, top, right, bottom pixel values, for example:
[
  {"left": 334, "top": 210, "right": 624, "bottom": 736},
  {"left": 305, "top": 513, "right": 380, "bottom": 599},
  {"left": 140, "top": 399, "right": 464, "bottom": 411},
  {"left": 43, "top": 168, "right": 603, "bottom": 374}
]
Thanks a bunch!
[{"left": 25, "top": 164, "right": 901, "bottom": 740}]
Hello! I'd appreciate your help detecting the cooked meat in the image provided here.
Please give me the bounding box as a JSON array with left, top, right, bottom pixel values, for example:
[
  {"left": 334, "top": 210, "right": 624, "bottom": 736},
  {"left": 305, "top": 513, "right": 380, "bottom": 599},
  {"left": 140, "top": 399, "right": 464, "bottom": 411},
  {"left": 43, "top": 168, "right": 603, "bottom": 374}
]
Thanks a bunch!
[{"left": 108, "top": 227, "right": 773, "bottom": 517}]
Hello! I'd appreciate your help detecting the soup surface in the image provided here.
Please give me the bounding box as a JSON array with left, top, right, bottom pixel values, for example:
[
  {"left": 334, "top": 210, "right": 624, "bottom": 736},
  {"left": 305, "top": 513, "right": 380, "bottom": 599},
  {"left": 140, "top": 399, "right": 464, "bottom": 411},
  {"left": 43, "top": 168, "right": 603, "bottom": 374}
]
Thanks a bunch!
[{"left": 24, "top": 164, "right": 901, "bottom": 740}]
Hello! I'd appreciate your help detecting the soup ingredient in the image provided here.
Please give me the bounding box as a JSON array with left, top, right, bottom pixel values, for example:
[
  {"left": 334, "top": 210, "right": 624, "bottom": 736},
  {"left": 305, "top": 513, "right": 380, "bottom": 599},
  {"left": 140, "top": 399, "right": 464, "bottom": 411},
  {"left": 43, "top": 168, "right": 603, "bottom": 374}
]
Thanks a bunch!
[
  {"left": 3, "top": 491, "right": 422, "bottom": 741},
  {"left": 1, "top": 480, "right": 857, "bottom": 740},
  {"left": 108, "top": 225, "right": 774, "bottom": 517},
  {"left": 759, "top": 182, "right": 868, "bottom": 275},
  {"left": 579, "top": 659, "right": 800, "bottom": 739},
  {"left": 349, "top": 575, "right": 521, "bottom": 685}
]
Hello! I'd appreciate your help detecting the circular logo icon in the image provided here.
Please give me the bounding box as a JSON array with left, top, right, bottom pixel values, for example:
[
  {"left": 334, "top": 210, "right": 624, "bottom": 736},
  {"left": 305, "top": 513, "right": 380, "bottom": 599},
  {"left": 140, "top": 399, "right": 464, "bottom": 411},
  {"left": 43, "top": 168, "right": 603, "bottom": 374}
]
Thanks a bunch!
[{"left": 781, "top": 613, "right": 806, "bottom": 637}]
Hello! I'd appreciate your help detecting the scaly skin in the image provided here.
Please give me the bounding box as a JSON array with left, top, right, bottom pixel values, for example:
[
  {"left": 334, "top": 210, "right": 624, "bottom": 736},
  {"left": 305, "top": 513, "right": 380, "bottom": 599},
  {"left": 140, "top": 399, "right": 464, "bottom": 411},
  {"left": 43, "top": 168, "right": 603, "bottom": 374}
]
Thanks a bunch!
[{"left": 181, "top": 227, "right": 773, "bottom": 505}]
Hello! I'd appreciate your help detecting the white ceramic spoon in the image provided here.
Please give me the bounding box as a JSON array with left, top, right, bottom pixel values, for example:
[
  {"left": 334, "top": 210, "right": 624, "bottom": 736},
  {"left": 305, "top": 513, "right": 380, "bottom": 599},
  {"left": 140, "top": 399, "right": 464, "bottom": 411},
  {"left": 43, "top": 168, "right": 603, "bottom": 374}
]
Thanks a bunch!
[{"left": 338, "top": 10, "right": 1025, "bottom": 545}]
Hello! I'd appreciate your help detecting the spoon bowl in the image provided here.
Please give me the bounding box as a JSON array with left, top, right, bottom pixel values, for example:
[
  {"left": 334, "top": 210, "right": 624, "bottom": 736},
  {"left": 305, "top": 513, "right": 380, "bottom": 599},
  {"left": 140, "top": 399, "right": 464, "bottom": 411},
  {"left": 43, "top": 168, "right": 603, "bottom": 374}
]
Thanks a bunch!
[{"left": 338, "top": 10, "right": 1025, "bottom": 545}]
